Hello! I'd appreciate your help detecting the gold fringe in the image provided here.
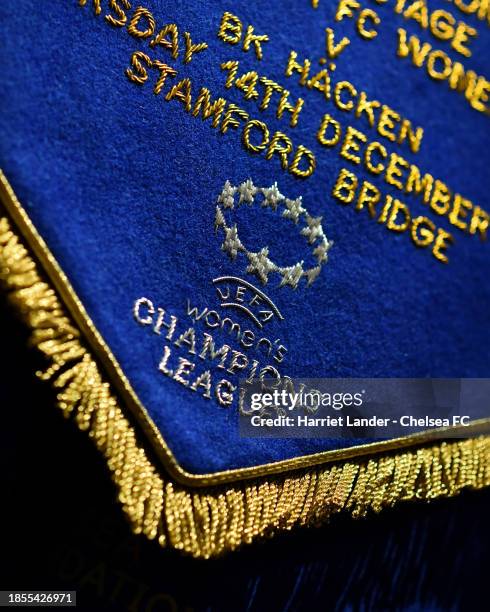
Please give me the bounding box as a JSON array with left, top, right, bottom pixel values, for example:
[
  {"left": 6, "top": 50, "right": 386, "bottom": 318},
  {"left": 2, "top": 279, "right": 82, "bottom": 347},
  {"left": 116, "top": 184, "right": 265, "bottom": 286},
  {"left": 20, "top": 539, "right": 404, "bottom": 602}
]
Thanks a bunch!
[{"left": 0, "top": 214, "right": 489, "bottom": 558}]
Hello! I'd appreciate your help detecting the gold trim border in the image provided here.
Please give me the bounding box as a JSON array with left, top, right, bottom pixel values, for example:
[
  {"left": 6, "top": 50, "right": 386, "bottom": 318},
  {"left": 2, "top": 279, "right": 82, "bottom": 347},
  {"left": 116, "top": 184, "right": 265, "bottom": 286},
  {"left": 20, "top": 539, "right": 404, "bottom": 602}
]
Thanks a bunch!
[
  {"left": 0, "top": 169, "right": 489, "bottom": 488},
  {"left": 1, "top": 172, "right": 489, "bottom": 557}
]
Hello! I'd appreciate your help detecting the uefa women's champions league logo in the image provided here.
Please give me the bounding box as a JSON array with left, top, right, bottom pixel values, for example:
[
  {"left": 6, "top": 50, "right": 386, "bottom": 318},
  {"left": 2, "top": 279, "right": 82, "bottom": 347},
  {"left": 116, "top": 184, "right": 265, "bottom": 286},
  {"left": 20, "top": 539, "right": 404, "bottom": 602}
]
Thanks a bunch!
[{"left": 214, "top": 179, "right": 333, "bottom": 290}]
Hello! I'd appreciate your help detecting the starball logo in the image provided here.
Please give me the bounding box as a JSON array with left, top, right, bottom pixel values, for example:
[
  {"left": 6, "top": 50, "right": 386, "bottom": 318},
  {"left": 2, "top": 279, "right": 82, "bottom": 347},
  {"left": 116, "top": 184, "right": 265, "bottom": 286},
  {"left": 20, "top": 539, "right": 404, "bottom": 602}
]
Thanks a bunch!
[{"left": 215, "top": 179, "right": 333, "bottom": 290}]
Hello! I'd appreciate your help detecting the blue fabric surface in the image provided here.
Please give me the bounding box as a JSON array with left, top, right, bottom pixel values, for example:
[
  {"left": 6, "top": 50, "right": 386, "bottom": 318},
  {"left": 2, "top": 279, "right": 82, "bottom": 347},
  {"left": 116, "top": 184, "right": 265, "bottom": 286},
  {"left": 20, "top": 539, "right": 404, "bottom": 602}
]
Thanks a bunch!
[{"left": 1, "top": 0, "right": 489, "bottom": 475}]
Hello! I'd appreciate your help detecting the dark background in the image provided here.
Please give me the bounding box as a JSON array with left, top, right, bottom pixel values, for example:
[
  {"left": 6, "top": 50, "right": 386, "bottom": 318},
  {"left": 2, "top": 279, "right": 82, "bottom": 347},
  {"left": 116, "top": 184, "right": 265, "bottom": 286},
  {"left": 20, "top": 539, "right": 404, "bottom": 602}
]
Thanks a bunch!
[{"left": 1, "top": 297, "right": 489, "bottom": 612}]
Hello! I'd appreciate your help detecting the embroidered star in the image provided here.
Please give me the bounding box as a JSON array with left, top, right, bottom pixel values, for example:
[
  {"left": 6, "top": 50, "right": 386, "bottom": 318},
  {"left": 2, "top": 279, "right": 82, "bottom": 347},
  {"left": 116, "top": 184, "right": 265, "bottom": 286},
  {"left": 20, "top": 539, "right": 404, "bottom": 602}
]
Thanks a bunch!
[
  {"left": 246, "top": 247, "right": 276, "bottom": 285},
  {"left": 217, "top": 180, "right": 236, "bottom": 209},
  {"left": 282, "top": 197, "right": 305, "bottom": 224},
  {"left": 214, "top": 206, "right": 226, "bottom": 232},
  {"left": 221, "top": 224, "right": 243, "bottom": 260},
  {"left": 261, "top": 182, "right": 285, "bottom": 210},
  {"left": 238, "top": 179, "right": 257, "bottom": 205},
  {"left": 301, "top": 215, "right": 324, "bottom": 244},
  {"left": 280, "top": 262, "right": 304, "bottom": 289},
  {"left": 306, "top": 266, "right": 322, "bottom": 286},
  {"left": 313, "top": 241, "right": 330, "bottom": 264}
]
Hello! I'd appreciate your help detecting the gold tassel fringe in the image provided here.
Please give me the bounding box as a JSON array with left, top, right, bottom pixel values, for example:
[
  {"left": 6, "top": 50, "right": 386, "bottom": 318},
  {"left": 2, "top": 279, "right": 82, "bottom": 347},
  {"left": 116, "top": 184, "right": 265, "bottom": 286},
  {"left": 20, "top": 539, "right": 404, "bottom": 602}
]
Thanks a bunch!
[{"left": 1, "top": 214, "right": 489, "bottom": 558}]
